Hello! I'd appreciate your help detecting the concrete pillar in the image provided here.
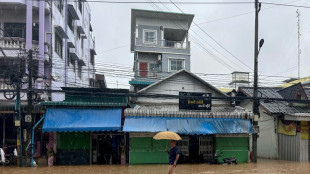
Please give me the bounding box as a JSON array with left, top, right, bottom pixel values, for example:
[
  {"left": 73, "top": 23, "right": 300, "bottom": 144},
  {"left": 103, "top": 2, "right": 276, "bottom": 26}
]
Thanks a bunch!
[
  {"left": 26, "top": 0, "right": 33, "bottom": 51},
  {"left": 38, "top": 0, "right": 45, "bottom": 79}
]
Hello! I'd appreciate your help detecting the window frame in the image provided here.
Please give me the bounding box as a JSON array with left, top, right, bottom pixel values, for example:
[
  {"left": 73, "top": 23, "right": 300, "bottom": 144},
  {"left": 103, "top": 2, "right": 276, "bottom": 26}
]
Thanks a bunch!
[
  {"left": 78, "top": 64, "right": 82, "bottom": 79},
  {"left": 54, "top": 0, "right": 63, "bottom": 14},
  {"left": 55, "top": 33, "right": 63, "bottom": 58},
  {"left": 168, "top": 58, "right": 185, "bottom": 72},
  {"left": 143, "top": 29, "right": 157, "bottom": 44}
]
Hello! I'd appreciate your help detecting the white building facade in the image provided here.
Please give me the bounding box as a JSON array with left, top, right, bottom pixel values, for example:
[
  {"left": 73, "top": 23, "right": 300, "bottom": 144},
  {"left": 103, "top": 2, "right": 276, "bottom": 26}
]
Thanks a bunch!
[{"left": 0, "top": 0, "right": 96, "bottom": 101}]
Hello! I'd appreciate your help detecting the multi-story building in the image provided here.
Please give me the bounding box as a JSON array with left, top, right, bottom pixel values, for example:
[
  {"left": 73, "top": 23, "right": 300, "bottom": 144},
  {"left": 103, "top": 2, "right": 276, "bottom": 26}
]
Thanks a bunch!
[
  {"left": 0, "top": 0, "right": 96, "bottom": 151},
  {"left": 129, "top": 9, "right": 194, "bottom": 92},
  {"left": 0, "top": 0, "right": 96, "bottom": 102}
]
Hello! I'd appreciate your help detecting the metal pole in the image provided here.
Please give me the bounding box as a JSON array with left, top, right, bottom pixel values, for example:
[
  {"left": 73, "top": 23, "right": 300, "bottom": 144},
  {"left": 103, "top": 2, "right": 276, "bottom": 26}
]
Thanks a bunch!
[
  {"left": 17, "top": 73, "right": 22, "bottom": 167},
  {"left": 252, "top": 0, "right": 259, "bottom": 163},
  {"left": 28, "top": 49, "right": 33, "bottom": 116},
  {"left": 31, "top": 114, "right": 45, "bottom": 167},
  {"left": 2, "top": 116, "right": 5, "bottom": 147}
]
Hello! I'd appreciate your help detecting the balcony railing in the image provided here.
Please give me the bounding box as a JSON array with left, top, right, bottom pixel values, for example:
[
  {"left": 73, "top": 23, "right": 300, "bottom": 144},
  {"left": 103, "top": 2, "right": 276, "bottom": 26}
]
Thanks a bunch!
[
  {"left": 135, "top": 39, "right": 190, "bottom": 50},
  {"left": 0, "top": 37, "right": 39, "bottom": 51}
]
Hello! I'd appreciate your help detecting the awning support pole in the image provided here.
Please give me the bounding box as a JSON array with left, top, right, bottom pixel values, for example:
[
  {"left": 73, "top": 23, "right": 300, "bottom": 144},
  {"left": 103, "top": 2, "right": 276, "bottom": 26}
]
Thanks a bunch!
[{"left": 31, "top": 114, "right": 45, "bottom": 167}]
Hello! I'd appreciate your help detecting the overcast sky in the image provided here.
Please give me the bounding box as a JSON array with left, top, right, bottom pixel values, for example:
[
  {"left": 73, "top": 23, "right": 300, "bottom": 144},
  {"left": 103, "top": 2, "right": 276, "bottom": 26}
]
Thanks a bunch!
[{"left": 89, "top": 0, "right": 310, "bottom": 89}]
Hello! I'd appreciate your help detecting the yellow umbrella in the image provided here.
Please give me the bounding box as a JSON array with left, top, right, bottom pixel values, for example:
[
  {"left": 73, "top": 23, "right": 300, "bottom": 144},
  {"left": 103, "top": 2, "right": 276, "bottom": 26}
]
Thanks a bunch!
[{"left": 153, "top": 131, "right": 182, "bottom": 141}]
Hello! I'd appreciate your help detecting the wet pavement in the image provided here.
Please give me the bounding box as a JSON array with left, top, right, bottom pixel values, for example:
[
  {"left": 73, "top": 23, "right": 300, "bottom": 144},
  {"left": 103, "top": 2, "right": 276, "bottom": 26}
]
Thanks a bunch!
[{"left": 1, "top": 159, "right": 310, "bottom": 174}]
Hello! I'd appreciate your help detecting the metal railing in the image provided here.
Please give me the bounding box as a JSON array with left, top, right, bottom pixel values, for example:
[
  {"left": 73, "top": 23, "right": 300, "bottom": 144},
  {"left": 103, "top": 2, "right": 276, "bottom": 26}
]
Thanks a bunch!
[{"left": 135, "top": 39, "right": 190, "bottom": 49}]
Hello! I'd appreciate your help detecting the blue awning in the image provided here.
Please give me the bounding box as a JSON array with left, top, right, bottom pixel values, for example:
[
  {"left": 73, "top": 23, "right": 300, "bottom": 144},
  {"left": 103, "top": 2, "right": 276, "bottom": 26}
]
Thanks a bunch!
[
  {"left": 123, "top": 117, "right": 254, "bottom": 134},
  {"left": 42, "top": 108, "right": 122, "bottom": 132}
]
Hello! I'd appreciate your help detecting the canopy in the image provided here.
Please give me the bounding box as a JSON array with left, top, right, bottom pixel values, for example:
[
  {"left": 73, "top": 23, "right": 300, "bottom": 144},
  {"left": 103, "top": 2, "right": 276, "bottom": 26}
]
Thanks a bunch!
[
  {"left": 42, "top": 108, "right": 122, "bottom": 132},
  {"left": 123, "top": 117, "right": 254, "bottom": 134}
]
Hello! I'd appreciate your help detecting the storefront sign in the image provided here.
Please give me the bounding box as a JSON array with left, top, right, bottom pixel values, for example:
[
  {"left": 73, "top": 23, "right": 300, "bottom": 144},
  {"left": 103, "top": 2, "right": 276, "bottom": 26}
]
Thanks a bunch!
[
  {"left": 301, "top": 121, "right": 309, "bottom": 140},
  {"left": 179, "top": 92, "right": 212, "bottom": 110},
  {"left": 278, "top": 120, "right": 297, "bottom": 136}
]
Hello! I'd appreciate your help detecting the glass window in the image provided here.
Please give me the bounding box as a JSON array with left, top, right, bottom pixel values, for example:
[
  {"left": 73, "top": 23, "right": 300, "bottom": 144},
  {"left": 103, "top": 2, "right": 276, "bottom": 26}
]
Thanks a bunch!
[
  {"left": 68, "top": 13, "right": 74, "bottom": 32},
  {"left": 55, "top": 34, "right": 63, "bottom": 58},
  {"left": 78, "top": 0, "right": 83, "bottom": 13},
  {"left": 4, "top": 23, "right": 25, "bottom": 38},
  {"left": 90, "top": 51, "right": 95, "bottom": 65},
  {"left": 143, "top": 30, "right": 157, "bottom": 44},
  {"left": 170, "top": 59, "right": 184, "bottom": 71},
  {"left": 149, "top": 63, "right": 159, "bottom": 72},
  {"left": 78, "top": 65, "right": 82, "bottom": 79},
  {"left": 4, "top": 23, "right": 39, "bottom": 41},
  {"left": 54, "top": 0, "right": 63, "bottom": 14}
]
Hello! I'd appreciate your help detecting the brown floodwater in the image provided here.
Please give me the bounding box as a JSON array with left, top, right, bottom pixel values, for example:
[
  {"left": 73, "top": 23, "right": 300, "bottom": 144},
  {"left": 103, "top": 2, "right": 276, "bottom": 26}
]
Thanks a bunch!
[{"left": 1, "top": 159, "right": 310, "bottom": 174}]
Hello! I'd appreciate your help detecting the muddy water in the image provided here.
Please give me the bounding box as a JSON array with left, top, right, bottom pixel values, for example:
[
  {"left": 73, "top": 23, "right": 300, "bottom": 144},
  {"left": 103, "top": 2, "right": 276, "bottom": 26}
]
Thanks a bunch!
[{"left": 1, "top": 159, "right": 310, "bottom": 174}]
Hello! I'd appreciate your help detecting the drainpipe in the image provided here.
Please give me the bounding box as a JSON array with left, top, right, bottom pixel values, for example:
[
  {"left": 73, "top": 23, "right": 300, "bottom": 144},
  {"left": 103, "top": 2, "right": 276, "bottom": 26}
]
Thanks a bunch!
[
  {"left": 31, "top": 114, "right": 45, "bottom": 167},
  {"left": 38, "top": 0, "right": 45, "bottom": 84},
  {"left": 26, "top": 0, "right": 33, "bottom": 51}
]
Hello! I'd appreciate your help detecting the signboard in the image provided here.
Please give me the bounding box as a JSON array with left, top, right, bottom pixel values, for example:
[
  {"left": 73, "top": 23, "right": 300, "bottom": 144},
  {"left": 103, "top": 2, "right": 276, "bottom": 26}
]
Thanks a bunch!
[
  {"left": 278, "top": 120, "right": 296, "bottom": 136},
  {"left": 179, "top": 92, "right": 212, "bottom": 110},
  {"left": 301, "top": 121, "right": 309, "bottom": 140}
]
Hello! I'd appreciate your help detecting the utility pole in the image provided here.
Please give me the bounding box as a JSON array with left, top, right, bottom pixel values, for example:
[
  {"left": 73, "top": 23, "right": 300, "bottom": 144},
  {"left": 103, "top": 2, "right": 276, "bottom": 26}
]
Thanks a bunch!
[
  {"left": 16, "top": 54, "right": 22, "bottom": 167},
  {"left": 27, "top": 49, "right": 33, "bottom": 117},
  {"left": 252, "top": 0, "right": 260, "bottom": 163},
  {"left": 296, "top": 9, "right": 301, "bottom": 79}
]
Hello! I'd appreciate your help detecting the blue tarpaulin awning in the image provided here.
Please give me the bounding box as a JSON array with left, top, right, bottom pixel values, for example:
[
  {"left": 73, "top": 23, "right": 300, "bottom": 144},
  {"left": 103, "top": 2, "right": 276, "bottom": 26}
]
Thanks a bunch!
[
  {"left": 42, "top": 108, "right": 122, "bottom": 132},
  {"left": 123, "top": 117, "right": 254, "bottom": 134}
]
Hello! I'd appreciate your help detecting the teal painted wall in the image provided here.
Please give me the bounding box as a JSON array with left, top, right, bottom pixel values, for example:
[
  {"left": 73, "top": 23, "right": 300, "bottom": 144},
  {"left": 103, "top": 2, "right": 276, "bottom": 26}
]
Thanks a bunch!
[
  {"left": 129, "top": 137, "right": 169, "bottom": 164},
  {"left": 215, "top": 137, "right": 249, "bottom": 163}
]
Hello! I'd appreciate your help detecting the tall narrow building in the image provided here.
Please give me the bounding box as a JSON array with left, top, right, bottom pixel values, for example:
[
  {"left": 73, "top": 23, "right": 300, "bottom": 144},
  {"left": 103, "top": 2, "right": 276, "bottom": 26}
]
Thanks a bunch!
[
  {"left": 130, "top": 9, "right": 194, "bottom": 92},
  {"left": 0, "top": 0, "right": 96, "bottom": 101}
]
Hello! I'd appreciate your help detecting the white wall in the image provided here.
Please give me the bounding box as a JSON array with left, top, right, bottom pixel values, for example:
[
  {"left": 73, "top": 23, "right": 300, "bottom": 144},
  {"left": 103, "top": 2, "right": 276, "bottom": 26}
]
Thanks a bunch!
[
  {"left": 239, "top": 100, "right": 278, "bottom": 159},
  {"left": 136, "top": 72, "right": 229, "bottom": 105}
]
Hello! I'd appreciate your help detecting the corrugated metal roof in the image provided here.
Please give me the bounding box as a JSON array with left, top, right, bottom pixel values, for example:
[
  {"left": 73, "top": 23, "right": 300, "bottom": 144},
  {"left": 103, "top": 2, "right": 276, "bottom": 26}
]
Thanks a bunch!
[
  {"left": 238, "top": 87, "right": 310, "bottom": 114},
  {"left": 280, "top": 76, "right": 310, "bottom": 88},
  {"left": 40, "top": 101, "right": 127, "bottom": 107},
  {"left": 124, "top": 105, "right": 253, "bottom": 119}
]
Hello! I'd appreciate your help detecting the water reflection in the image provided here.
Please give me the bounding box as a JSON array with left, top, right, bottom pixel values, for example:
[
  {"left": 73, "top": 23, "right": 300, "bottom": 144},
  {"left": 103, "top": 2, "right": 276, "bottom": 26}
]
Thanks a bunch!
[{"left": 1, "top": 159, "right": 310, "bottom": 174}]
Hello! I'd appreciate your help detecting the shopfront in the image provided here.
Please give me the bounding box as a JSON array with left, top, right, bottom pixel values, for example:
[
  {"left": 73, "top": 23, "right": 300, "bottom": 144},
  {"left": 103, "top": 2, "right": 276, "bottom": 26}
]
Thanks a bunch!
[
  {"left": 123, "top": 113, "right": 254, "bottom": 164},
  {"left": 42, "top": 108, "right": 124, "bottom": 165}
]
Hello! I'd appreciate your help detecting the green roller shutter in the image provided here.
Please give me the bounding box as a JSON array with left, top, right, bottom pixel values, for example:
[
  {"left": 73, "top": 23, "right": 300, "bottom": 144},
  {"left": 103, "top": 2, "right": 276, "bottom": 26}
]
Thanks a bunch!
[
  {"left": 215, "top": 136, "right": 249, "bottom": 163},
  {"left": 57, "top": 132, "right": 90, "bottom": 149},
  {"left": 129, "top": 137, "right": 169, "bottom": 164}
]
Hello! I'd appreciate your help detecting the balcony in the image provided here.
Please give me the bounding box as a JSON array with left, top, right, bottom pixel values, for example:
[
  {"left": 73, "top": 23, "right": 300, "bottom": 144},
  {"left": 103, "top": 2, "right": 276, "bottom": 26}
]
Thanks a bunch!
[
  {"left": 0, "top": 37, "right": 39, "bottom": 57},
  {"left": 135, "top": 39, "right": 190, "bottom": 55}
]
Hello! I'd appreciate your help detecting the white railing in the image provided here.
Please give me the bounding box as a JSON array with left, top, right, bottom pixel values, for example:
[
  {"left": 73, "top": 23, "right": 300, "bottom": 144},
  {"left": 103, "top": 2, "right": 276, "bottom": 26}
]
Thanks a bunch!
[
  {"left": 135, "top": 39, "right": 190, "bottom": 50},
  {"left": 0, "top": 37, "right": 39, "bottom": 51}
]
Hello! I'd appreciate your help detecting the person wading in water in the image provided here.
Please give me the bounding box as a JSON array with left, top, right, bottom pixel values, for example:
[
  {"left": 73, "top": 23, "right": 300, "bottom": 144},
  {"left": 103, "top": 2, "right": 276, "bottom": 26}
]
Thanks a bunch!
[{"left": 166, "top": 140, "right": 180, "bottom": 174}]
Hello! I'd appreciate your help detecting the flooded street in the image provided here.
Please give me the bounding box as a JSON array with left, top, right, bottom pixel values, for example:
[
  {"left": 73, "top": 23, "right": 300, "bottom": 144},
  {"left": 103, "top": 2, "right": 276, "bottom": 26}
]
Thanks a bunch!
[{"left": 1, "top": 159, "right": 310, "bottom": 174}]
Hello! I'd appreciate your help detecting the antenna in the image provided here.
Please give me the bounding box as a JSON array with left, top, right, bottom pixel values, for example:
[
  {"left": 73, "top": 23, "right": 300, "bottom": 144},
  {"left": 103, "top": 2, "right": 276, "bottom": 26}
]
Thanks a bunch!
[{"left": 296, "top": 9, "right": 301, "bottom": 79}]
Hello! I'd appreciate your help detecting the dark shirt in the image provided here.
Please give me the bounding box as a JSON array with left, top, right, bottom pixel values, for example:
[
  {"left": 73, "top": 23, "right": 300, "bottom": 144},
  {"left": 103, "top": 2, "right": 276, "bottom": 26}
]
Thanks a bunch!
[{"left": 169, "top": 146, "right": 179, "bottom": 165}]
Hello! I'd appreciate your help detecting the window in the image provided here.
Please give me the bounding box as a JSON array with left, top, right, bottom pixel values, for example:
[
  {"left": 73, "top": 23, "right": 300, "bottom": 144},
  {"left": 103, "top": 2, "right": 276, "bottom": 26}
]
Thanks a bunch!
[
  {"left": 169, "top": 59, "right": 184, "bottom": 71},
  {"left": 68, "top": 13, "right": 74, "bottom": 32},
  {"left": 149, "top": 63, "right": 159, "bottom": 72},
  {"left": 32, "top": 24, "right": 39, "bottom": 41},
  {"left": 54, "top": 0, "right": 63, "bottom": 13},
  {"left": 67, "top": 48, "right": 71, "bottom": 66},
  {"left": 4, "top": 23, "right": 26, "bottom": 38},
  {"left": 71, "top": 57, "right": 76, "bottom": 72},
  {"left": 78, "top": 65, "right": 82, "bottom": 79},
  {"left": 55, "top": 34, "right": 63, "bottom": 58},
  {"left": 143, "top": 29, "right": 157, "bottom": 44},
  {"left": 78, "top": 0, "right": 83, "bottom": 13},
  {"left": 90, "top": 51, "right": 95, "bottom": 65}
]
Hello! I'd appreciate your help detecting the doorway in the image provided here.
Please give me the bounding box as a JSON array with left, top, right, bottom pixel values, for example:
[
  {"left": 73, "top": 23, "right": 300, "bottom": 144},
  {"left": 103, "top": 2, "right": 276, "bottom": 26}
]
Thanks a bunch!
[{"left": 92, "top": 134, "right": 123, "bottom": 165}]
